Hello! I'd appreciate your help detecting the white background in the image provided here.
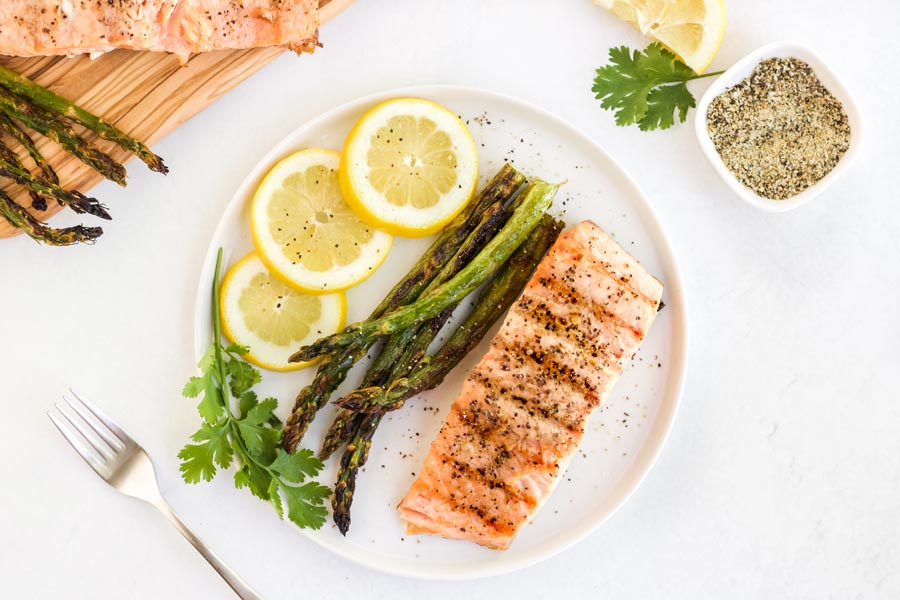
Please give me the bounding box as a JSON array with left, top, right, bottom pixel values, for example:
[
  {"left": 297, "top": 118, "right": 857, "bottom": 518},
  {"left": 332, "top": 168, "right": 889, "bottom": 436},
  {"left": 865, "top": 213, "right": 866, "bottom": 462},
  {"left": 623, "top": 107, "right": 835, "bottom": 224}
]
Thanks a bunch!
[{"left": 2, "top": 0, "right": 898, "bottom": 598}]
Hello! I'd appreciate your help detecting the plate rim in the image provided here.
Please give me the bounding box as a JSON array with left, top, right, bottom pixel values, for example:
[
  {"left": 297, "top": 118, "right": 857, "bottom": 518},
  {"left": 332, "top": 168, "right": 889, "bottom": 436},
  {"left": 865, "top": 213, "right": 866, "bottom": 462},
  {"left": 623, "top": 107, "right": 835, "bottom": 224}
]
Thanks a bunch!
[{"left": 192, "top": 83, "right": 689, "bottom": 580}]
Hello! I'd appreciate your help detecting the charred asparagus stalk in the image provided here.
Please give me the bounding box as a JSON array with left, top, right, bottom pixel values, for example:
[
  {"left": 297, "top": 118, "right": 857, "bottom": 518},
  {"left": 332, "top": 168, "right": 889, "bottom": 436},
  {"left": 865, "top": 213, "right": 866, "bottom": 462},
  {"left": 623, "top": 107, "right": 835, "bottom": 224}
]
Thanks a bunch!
[
  {"left": 290, "top": 180, "right": 558, "bottom": 364},
  {"left": 0, "top": 87, "right": 127, "bottom": 186},
  {"left": 318, "top": 410, "right": 364, "bottom": 461},
  {"left": 0, "top": 65, "right": 167, "bottom": 174},
  {"left": 0, "top": 156, "right": 109, "bottom": 219},
  {"left": 0, "top": 114, "right": 58, "bottom": 187},
  {"left": 330, "top": 215, "right": 564, "bottom": 534},
  {"left": 0, "top": 114, "right": 58, "bottom": 210},
  {"left": 0, "top": 139, "right": 47, "bottom": 210},
  {"left": 0, "top": 190, "right": 101, "bottom": 245},
  {"left": 282, "top": 164, "right": 526, "bottom": 451}
]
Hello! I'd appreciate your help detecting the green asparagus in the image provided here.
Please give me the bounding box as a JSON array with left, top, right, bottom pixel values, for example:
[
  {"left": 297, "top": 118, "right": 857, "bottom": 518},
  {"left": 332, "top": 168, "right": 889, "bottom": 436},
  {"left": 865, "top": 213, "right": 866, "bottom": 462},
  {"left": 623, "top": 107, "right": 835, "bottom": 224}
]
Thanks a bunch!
[
  {"left": 0, "top": 87, "right": 127, "bottom": 186},
  {"left": 0, "top": 156, "right": 110, "bottom": 220},
  {"left": 0, "top": 114, "right": 58, "bottom": 187},
  {"left": 0, "top": 139, "right": 46, "bottom": 210},
  {"left": 290, "top": 180, "right": 558, "bottom": 364},
  {"left": 0, "top": 65, "right": 167, "bottom": 174},
  {"left": 0, "top": 190, "right": 101, "bottom": 245}
]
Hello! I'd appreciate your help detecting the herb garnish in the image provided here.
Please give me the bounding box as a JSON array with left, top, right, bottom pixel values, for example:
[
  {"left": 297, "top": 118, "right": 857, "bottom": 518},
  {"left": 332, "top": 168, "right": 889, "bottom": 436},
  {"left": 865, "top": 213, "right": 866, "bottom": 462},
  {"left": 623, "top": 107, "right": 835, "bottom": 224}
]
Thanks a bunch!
[
  {"left": 178, "top": 248, "right": 330, "bottom": 529},
  {"left": 591, "top": 43, "right": 723, "bottom": 131}
]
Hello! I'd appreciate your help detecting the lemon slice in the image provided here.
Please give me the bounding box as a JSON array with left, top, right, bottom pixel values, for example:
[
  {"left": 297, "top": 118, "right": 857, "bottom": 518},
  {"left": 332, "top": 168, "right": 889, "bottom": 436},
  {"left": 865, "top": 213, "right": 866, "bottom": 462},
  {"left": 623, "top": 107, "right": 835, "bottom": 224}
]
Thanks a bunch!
[
  {"left": 220, "top": 252, "right": 346, "bottom": 371},
  {"left": 251, "top": 148, "right": 393, "bottom": 293},
  {"left": 594, "top": 0, "right": 726, "bottom": 73},
  {"left": 340, "top": 98, "right": 478, "bottom": 237}
]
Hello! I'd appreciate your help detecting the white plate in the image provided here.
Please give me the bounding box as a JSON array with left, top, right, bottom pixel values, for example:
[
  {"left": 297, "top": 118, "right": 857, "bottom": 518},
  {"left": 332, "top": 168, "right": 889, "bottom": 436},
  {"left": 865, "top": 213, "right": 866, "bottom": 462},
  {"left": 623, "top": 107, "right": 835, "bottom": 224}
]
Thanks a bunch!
[{"left": 193, "top": 85, "right": 688, "bottom": 579}]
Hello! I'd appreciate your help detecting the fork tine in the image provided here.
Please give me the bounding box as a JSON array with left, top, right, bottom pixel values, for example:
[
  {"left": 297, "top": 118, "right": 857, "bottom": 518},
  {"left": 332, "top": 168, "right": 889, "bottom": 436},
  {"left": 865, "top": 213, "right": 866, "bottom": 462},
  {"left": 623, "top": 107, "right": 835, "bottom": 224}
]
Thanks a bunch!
[
  {"left": 48, "top": 410, "right": 108, "bottom": 478},
  {"left": 63, "top": 393, "right": 126, "bottom": 452},
  {"left": 68, "top": 389, "right": 133, "bottom": 448},
  {"left": 55, "top": 401, "right": 117, "bottom": 461}
]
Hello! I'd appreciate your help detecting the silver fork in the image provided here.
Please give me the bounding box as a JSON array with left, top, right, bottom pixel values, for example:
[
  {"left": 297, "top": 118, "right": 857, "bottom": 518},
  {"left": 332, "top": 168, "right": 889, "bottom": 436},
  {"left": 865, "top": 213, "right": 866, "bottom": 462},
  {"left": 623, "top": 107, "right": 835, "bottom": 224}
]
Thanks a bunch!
[{"left": 48, "top": 390, "right": 263, "bottom": 600}]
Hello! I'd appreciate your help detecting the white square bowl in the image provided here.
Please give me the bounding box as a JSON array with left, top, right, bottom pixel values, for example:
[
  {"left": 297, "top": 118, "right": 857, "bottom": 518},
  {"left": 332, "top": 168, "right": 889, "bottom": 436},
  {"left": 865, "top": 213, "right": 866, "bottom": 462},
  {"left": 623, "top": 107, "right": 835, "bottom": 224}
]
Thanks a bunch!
[{"left": 694, "top": 41, "right": 864, "bottom": 213}]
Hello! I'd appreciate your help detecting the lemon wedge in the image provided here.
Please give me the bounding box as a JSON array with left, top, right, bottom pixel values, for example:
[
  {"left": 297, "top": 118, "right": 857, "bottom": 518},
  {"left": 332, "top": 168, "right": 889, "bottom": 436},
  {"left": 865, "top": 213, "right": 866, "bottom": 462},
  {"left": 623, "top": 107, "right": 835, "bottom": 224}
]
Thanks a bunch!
[
  {"left": 594, "top": 0, "right": 726, "bottom": 73},
  {"left": 220, "top": 252, "right": 346, "bottom": 371},
  {"left": 340, "top": 98, "right": 478, "bottom": 237},
  {"left": 250, "top": 148, "right": 393, "bottom": 293}
]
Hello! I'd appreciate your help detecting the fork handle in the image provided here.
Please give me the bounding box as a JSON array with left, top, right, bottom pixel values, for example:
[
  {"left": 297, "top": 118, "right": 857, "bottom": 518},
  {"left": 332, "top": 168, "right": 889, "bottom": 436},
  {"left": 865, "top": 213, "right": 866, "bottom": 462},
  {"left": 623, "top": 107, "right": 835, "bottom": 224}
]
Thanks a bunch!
[{"left": 151, "top": 497, "right": 264, "bottom": 600}]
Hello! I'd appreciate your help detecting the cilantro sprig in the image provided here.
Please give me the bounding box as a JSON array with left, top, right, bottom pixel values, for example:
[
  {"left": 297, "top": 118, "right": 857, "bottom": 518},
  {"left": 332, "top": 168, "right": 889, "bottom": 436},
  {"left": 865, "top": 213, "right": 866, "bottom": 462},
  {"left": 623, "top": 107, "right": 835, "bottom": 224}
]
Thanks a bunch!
[
  {"left": 591, "top": 43, "right": 723, "bottom": 131},
  {"left": 178, "top": 248, "right": 330, "bottom": 529}
]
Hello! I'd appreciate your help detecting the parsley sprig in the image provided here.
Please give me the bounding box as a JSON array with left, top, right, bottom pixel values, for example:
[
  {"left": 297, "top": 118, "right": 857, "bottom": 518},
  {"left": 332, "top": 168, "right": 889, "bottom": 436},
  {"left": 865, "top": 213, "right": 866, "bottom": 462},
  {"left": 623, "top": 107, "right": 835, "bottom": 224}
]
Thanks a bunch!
[
  {"left": 178, "top": 248, "right": 330, "bottom": 529},
  {"left": 592, "top": 43, "right": 723, "bottom": 131}
]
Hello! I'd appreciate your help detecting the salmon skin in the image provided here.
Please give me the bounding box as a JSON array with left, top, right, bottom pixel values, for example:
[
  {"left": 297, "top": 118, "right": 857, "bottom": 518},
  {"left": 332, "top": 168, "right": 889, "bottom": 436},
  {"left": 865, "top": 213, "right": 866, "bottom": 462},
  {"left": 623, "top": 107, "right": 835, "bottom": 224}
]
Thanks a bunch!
[
  {"left": 0, "top": 0, "right": 318, "bottom": 64},
  {"left": 398, "top": 220, "right": 664, "bottom": 550}
]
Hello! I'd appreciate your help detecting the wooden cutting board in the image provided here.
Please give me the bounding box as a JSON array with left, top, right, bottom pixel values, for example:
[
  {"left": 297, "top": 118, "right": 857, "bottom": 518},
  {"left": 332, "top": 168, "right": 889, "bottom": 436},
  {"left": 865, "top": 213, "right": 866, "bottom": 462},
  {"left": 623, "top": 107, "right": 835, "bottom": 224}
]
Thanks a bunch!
[{"left": 0, "top": 0, "right": 354, "bottom": 239}]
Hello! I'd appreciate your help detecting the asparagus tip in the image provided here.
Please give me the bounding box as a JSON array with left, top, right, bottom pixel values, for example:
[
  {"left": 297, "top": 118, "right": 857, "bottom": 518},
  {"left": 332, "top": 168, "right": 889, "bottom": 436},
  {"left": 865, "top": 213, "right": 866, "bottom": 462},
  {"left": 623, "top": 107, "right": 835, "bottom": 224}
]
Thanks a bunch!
[
  {"left": 66, "top": 225, "right": 103, "bottom": 244},
  {"left": 335, "top": 513, "right": 350, "bottom": 536},
  {"left": 151, "top": 157, "right": 169, "bottom": 175},
  {"left": 90, "top": 202, "right": 112, "bottom": 221}
]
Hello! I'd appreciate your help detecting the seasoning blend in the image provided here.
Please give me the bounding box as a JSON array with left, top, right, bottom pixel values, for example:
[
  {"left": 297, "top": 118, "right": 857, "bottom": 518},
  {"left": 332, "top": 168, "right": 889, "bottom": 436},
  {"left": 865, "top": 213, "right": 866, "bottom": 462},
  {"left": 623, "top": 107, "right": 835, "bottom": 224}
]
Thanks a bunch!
[{"left": 706, "top": 57, "right": 851, "bottom": 201}]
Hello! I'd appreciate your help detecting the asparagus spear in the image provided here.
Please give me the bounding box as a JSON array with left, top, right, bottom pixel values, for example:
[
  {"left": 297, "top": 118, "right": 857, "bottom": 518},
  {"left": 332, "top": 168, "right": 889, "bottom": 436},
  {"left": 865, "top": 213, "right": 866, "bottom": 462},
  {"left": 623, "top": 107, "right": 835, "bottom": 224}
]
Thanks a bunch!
[
  {"left": 331, "top": 216, "right": 564, "bottom": 534},
  {"left": 282, "top": 164, "right": 526, "bottom": 452},
  {"left": 318, "top": 199, "right": 513, "bottom": 459},
  {"left": 0, "top": 139, "right": 47, "bottom": 210},
  {"left": 290, "top": 180, "right": 558, "bottom": 364},
  {"left": 0, "top": 114, "right": 58, "bottom": 210},
  {"left": 319, "top": 410, "right": 365, "bottom": 461},
  {"left": 0, "top": 87, "right": 127, "bottom": 186},
  {"left": 0, "top": 190, "right": 101, "bottom": 245},
  {"left": 0, "top": 156, "right": 110, "bottom": 220},
  {"left": 0, "top": 65, "right": 168, "bottom": 174},
  {"left": 0, "top": 114, "right": 58, "bottom": 186}
]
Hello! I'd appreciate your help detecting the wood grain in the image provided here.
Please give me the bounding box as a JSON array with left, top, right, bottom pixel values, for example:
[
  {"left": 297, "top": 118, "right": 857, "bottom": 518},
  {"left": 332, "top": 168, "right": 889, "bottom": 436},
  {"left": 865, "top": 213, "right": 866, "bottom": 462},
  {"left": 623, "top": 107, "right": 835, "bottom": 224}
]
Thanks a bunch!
[{"left": 0, "top": 0, "right": 354, "bottom": 239}]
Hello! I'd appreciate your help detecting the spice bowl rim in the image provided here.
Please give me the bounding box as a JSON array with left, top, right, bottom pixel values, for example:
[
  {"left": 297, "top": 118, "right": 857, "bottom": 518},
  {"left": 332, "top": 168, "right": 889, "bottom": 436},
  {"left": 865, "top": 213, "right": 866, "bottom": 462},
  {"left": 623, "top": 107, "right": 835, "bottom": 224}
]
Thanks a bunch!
[{"left": 694, "top": 40, "right": 864, "bottom": 213}]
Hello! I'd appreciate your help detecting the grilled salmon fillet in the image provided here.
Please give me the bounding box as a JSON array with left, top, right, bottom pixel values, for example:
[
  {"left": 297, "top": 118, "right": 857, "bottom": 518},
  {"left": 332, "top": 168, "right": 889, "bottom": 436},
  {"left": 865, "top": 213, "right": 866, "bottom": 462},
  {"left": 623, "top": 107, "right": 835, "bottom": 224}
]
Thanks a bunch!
[
  {"left": 398, "top": 220, "right": 664, "bottom": 550},
  {"left": 0, "top": 0, "right": 318, "bottom": 63}
]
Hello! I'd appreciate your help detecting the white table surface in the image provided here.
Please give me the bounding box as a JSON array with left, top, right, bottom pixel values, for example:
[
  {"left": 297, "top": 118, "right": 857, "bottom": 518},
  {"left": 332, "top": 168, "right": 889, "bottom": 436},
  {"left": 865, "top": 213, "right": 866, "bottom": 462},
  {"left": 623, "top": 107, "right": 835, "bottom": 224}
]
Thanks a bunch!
[{"left": 3, "top": 1, "right": 898, "bottom": 598}]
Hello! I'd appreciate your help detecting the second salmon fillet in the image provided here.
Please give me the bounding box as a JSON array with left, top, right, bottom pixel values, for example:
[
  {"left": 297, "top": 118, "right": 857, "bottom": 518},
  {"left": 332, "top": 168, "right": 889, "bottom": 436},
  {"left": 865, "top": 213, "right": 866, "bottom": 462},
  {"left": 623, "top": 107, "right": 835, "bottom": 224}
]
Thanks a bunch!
[
  {"left": 398, "top": 220, "right": 664, "bottom": 550},
  {"left": 0, "top": 0, "right": 318, "bottom": 63}
]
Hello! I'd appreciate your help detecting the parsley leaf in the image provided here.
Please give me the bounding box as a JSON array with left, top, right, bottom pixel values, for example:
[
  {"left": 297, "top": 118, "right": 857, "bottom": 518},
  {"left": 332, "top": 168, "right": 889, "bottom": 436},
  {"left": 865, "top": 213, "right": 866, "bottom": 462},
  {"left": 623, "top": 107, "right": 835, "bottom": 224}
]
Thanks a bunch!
[
  {"left": 638, "top": 42, "right": 696, "bottom": 82},
  {"left": 236, "top": 398, "right": 280, "bottom": 463},
  {"left": 226, "top": 358, "right": 261, "bottom": 397},
  {"left": 178, "top": 423, "right": 231, "bottom": 483},
  {"left": 224, "top": 342, "right": 250, "bottom": 355},
  {"left": 234, "top": 461, "right": 273, "bottom": 501},
  {"left": 592, "top": 43, "right": 721, "bottom": 131},
  {"left": 268, "top": 478, "right": 284, "bottom": 519},
  {"left": 593, "top": 46, "right": 654, "bottom": 127},
  {"left": 281, "top": 481, "right": 331, "bottom": 529},
  {"left": 269, "top": 448, "right": 324, "bottom": 484},
  {"left": 178, "top": 248, "right": 328, "bottom": 530},
  {"left": 237, "top": 389, "right": 258, "bottom": 418},
  {"left": 641, "top": 83, "right": 696, "bottom": 131}
]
